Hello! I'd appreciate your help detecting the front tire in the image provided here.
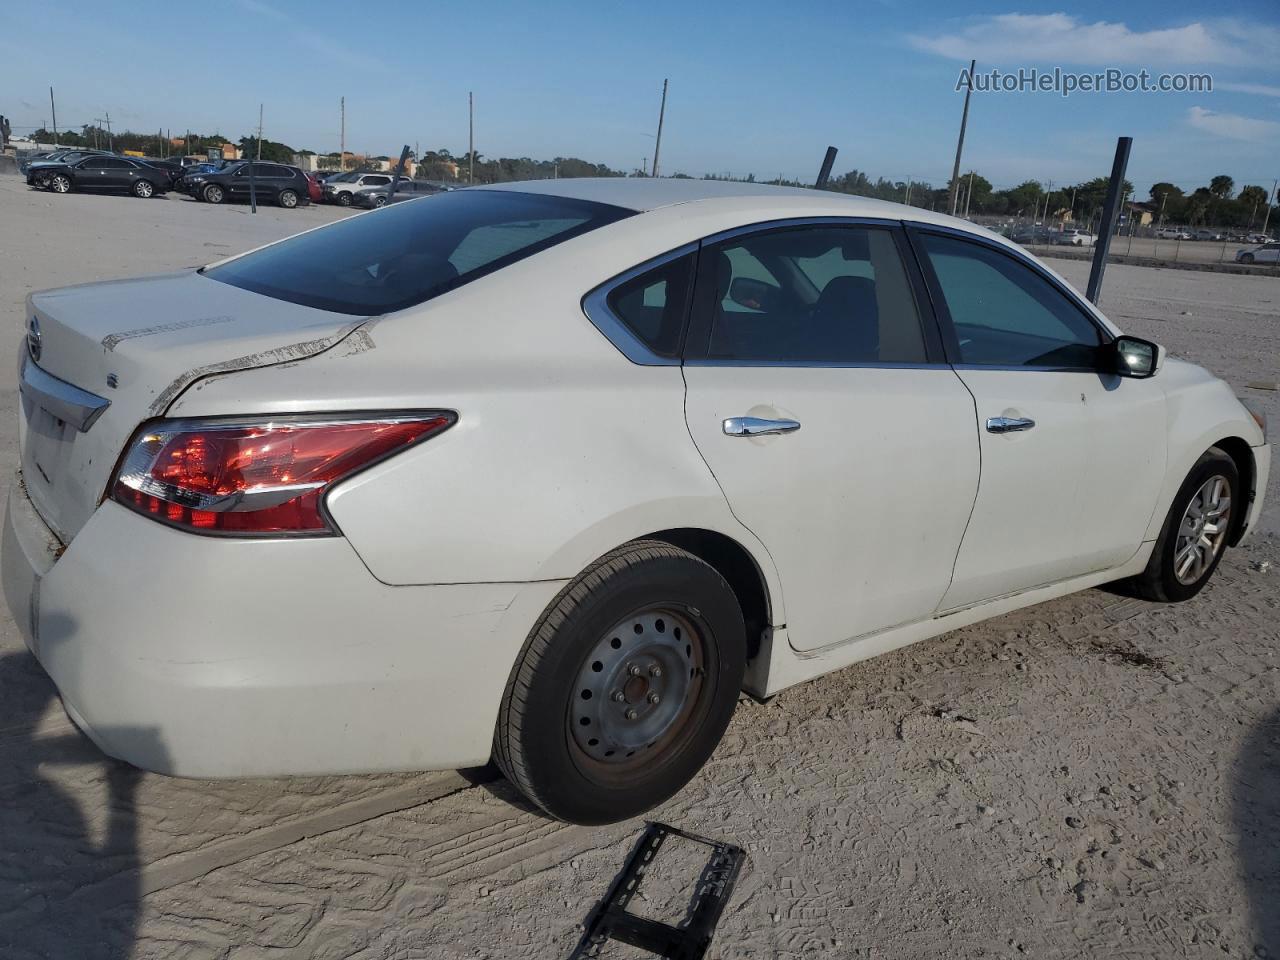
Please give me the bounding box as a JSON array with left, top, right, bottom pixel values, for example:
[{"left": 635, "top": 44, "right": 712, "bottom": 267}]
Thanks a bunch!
[
  {"left": 1241, "top": 253, "right": 1256, "bottom": 264},
  {"left": 336, "top": 191, "right": 353, "bottom": 206},
  {"left": 494, "top": 540, "right": 746, "bottom": 825},
  {"left": 1130, "top": 449, "right": 1238, "bottom": 602},
  {"left": 132, "top": 179, "right": 154, "bottom": 199},
  {"left": 203, "top": 184, "right": 225, "bottom": 204},
  {"left": 49, "top": 174, "right": 72, "bottom": 194}
]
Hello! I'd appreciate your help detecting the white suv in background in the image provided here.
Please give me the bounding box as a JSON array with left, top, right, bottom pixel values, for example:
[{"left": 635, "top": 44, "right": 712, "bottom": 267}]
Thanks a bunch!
[{"left": 324, "top": 172, "right": 395, "bottom": 205}]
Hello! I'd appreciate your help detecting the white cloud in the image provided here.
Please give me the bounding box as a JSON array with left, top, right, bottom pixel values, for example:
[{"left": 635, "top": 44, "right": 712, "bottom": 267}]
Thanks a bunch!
[
  {"left": 909, "top": 14, "right": 1279, "bottom": 66},
  {"left": 1186, "top": 106, "right": 1280, "bottom": 141},
  {"left": 1218, "top": 82, "right": 1280, "bottom": 98}
]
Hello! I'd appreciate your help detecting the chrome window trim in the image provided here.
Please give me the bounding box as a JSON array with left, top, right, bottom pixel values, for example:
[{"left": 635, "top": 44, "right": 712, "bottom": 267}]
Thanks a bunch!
[
  {"left": 697, "top": 215, "right": 902, "bottom": 248},
  {"left": 19, "top": 352, "right": 111, "bottom": 433},
  {"left": 580, "top": 241, "right": 697, "bottom": 366},
  {"left": 904, "top": 220, "right": 1115, "bottom": 344}
]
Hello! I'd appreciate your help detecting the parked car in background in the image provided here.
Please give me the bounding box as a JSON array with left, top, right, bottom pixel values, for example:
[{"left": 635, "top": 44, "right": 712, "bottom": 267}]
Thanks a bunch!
[
  {"left": 325, "top": 171, "right": 395, "bottom": 205},
  {"left": 350, "top": 179, "right": 443, "bottom": 209},
  {"left": 1247, "top": 234, "right": 1272, "bottom": 245},
  {"left": 23, "top": 149, "right": 112, "bottom": 184},
  {"left": 34, "top": 154, "right": 170, "bottom": 198},
  {"left": 1055, "top": 229, "right": 1095, "bottom": 247},
  {"left": 174, "top": 162, "right": 221, "bottom": 194},
  {"left": 184, "top": 161, "right": 311, "bottom": 208},
  {"left": 1235, "top": 242, "right": 1280, "bottom": 264},
  {"left": 1156, "top": 227, "right": 1192, "bottom": 240},
  {"left": 1192, "top": 229, "right": 1223, "bottom": 242},
  {"left": 5, "top": 180, "right": 1268, "bottom": 826},
  {"left": 138, "top": 159, "right": 184, "bottom": 189}
]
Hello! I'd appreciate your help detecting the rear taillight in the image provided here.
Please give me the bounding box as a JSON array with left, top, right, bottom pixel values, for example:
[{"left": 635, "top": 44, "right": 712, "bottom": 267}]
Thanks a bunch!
[{"left": 110, "top": 413, "right": 454, "bottom": 535}]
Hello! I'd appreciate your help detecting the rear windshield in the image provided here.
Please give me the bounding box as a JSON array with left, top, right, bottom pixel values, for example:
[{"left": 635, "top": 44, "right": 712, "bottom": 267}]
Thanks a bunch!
[{"left": 206, "top": 189, "right": 634, "bottom": 315}]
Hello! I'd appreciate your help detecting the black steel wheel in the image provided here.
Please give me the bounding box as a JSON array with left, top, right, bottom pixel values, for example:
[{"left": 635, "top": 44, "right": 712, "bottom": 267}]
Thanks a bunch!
[{"left": 494, "top": 540, "right": 746, "bottom": 825}]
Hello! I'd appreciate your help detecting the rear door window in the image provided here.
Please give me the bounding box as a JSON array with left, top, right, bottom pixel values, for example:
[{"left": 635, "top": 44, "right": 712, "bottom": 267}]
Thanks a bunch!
[
  {"left": 207, "top": 189, "right": 634, "bottom": 315},
  {"left": 603, "top": 253, "right": 696, "bottom": 359},
  {"left": 693, "top": 225, "right": 929, "bottom": 364}
]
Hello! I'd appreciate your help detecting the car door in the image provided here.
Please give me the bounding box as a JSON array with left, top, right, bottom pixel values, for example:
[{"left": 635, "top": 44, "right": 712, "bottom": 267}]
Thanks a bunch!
[
  {"left": 912, "top": 228, "right": 1167, "bottom": 612},
  {"left": 99, "top": 157, "right": 136, "bottom": 190},
  {"left": 73, "top": 156, "right": 111, "bottom": 188},
  {"left": 681, "top": 221, "right": 980, "bottom": 652}
]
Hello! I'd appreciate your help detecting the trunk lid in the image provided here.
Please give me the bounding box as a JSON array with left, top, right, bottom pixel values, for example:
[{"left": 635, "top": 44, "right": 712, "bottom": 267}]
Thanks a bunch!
[{"left": 21, "top": 270, "right": 368, "bottom": 541}]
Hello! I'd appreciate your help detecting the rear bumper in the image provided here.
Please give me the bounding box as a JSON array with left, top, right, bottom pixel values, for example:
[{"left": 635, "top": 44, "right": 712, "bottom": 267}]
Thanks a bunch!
[{"left": 2, "top": 479, "right": 562, "bottom": 777}]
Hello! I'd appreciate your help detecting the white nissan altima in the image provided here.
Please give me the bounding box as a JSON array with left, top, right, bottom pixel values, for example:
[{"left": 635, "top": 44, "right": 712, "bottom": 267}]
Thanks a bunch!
[{"left": 4, "top": 179, "right": 1270, "bottom": 825}]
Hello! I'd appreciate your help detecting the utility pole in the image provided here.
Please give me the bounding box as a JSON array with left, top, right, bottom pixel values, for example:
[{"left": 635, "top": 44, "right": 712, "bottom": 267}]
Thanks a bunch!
[
  {"left": 1262, "top": 180, "right": 1278, "bottom": 237},
  {"left": 651, "top": 79, "right": 668, "bottom": 179},
  {"left": 468, "top": 91, "right": 474, "bottom": 184},
  {"left": 340, "top": 96, "right": 345, "bottom": 169},
  {"left": 105, "top": 113, "right": 113, "bottom": 151},
  {"left": 948, "top": 59, "right": 976, "bottom": 216},
  {"left": 49, "top": 87, "right": 59, "bottom": 147},
  {"left": 964, "top": 170, "right": 975, "bottom": 217},
  {"left": 256, "top": 104, "right": 264, "bottom": 160},
  {"left": 642, "top": 157, "right": 647, "bottom": 176},
  {"left": 1158, "top": 191, "right": 1168, "bottom": 227}
]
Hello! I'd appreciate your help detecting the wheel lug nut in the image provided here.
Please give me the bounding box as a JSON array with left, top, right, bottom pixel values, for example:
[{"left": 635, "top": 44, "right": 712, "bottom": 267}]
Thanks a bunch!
[
  {"left": 625, "top": 708, "right": 638, "bottom": 720},
  {"left": 649, "top": 666, "right": 663, "bottom": 678},
  {"left": 648, "top": 693, "right": 661, "bottom": 705},
  {"left": 628, "top": 664, "right": 641, "bottom": 677},
  {"left": 612, "top": 691, "right": 625, "bottom": 703}
]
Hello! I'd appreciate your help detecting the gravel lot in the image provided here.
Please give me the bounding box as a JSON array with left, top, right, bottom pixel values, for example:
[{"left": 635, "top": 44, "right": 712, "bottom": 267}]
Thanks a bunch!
[{"left": 0, "top": 175, "right": 1277, "bottom": 960}]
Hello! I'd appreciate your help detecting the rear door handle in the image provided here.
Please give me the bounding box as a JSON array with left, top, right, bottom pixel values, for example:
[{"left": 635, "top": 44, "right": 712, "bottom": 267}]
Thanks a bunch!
[
  {"left": 985, "top": 416, "right": 1036, "bottom": 434},
  {"left": 723, "top": 416, "right": 801, "bottom": 437}
]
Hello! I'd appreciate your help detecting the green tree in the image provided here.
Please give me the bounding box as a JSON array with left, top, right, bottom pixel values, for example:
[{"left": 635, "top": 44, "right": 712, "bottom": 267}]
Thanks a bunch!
[
  {"left": 237, "top": 135, "right": 296, "bottom": 163},
  {"left": 1209, "top": 175, "right": 1235, "bottom": 200},
  {"left": 1240, "top": 184, "right": 1268, "bottom": 227}
]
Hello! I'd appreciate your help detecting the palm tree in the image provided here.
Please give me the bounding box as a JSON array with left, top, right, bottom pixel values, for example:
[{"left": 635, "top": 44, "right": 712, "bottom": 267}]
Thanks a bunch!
[{"left": 1240, "top": 185, "right": 1268, "bottom": 228}]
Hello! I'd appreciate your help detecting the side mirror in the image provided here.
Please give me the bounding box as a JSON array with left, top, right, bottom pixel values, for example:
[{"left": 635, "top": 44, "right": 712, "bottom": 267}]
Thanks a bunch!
[
  {"left": 728, "top": 277, "right": 778, "bottom": 312},
  {"left": 1110, "top": 335, "right": 1161, "bottom": 379}
]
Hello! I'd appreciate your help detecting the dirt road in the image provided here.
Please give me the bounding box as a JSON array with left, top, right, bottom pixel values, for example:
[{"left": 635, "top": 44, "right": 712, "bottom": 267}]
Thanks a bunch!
[{"left": 0, "top": 176, "right": 1277, "bottom": 959}]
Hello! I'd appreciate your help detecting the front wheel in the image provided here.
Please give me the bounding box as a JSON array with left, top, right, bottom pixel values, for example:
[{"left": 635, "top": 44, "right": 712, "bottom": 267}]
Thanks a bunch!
[
  {"left": 132, "top": 179, "right": 154, "bottom": 199},
  {"left": 1129, "top": 449, "right": 1238, "bottom": 602},
  {"left": 277, "top": 188, "right": 298, "bottom": 208},
  {"left": 336, "top": 191, "right": 353, "bottom": 206},
  {"left": 49, "top": 174, "right": 72, "bottom": 194},
  {"left": 1241, "top": 253, "right": 1256, "bottom": 264},
  {"left": 494, "top": 541, "right": 746, "bottom": 825},
  {"left": 203, "top": 184, "right": 225, "bottom": 204}
]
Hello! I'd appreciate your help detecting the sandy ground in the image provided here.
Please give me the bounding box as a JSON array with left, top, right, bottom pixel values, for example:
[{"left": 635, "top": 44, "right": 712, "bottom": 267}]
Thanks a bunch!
[{"left": 0, "top": 175, "right": 1277, "bottom": 960}]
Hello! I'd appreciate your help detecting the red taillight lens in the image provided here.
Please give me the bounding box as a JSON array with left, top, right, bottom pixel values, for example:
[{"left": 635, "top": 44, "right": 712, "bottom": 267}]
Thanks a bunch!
[{"left": 111, "top": 413, "right": 454, "bottom": 535}]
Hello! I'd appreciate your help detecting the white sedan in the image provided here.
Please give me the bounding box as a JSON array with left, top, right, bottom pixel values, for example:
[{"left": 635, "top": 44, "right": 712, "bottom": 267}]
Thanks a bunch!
[
  {"left": 1055, "top": 229, "right": 1095, "bottom": 246},
  {"left": 4, "top": 180, "right": 1269, "bottom": 825},
  {"left": 1235, "top": 242, "right": 1280, "bottom": 264}
]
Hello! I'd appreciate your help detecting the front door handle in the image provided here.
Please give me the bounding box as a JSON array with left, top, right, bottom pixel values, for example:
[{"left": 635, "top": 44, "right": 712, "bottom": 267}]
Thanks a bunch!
[
  {"left": 986, "top": 416, "right": 1036, "bottom": 434},
  {"left": 723, "top": 416, "right": 801, "bottom": 437}
]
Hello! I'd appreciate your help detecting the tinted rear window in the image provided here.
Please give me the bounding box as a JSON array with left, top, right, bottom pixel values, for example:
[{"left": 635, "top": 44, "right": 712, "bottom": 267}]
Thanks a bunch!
[{"left": 207, "top": 189, "right": 633, "bottom": 315}]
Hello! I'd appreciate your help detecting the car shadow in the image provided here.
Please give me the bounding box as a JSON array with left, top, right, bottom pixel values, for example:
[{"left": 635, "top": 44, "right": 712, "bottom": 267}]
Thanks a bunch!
[
  {"left": 1234, "top": 706, "right": 1280, "bottom": 953},
  {"left": 0, "top": 626, "right": 160, "bottom": 959}
]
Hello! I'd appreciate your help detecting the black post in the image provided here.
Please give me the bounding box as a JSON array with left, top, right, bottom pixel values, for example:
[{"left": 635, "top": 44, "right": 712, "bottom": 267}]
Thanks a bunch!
[
  {"left": 1085, "top": 136, "right": 1132, "bottom": 305},
  {"left": 815, "top": 146, "right": 837, "bottom": 189},
  {"left": 248, "top": 152, "right": 257, "bottom": 214},
  {"left": 388, "top": 144, "right": 411, "bottom": 201}
]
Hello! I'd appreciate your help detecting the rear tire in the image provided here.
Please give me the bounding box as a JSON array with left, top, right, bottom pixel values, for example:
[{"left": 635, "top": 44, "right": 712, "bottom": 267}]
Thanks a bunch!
[
  {"left": 277, "top": 189, "right": 298, "bottom": 208},
  {"left": 494, "top": 540, "right": 746, "bottom": 825},
  {"left": 203, "top": 184, "right": 225, "bottom": 204},
  {"left": 1129, "top": 449, "right": 1238, "bottom": 602}
]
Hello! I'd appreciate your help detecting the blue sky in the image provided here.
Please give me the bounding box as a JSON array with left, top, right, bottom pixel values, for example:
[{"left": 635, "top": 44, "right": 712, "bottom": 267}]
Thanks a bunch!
[{"left": 3, "top": 0, "right": 1279, "bottom": 196}]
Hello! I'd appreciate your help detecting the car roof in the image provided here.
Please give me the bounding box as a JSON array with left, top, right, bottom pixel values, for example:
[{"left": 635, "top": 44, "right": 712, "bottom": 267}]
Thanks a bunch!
[{"left": 481, "top": 176, "right": 933, "bottom": 219}]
